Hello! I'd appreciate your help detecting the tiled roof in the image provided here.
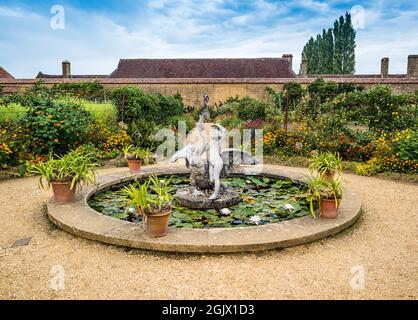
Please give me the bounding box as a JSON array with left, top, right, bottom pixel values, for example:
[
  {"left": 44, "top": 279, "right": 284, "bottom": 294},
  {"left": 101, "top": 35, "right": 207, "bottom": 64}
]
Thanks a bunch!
[
  {"left": 0, "top": 66, "right": 14, "bottom": 79},
  {"left": 109, "top": 58, "right": 296, "bottom": 78},
  {"left": 36, "top": 72, "right": 108, "bottom": 79}
]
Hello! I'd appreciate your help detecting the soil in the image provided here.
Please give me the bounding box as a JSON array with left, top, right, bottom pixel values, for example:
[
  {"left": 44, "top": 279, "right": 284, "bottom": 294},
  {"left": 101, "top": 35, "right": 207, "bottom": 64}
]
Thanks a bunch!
[{"left": 0, "top": 165, "right": 417, "bottom": 300}]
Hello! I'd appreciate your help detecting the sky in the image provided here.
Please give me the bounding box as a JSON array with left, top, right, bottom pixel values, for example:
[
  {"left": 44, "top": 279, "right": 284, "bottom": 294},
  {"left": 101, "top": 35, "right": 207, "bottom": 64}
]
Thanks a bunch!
[{"left": 0, "top": 0, "right": 417, "bottom": 78}]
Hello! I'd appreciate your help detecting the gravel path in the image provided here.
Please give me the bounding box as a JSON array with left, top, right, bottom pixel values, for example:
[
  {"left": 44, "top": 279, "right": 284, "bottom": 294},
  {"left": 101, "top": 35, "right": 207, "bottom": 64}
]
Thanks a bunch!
[{"left": 0, "top": 165, "right": 417, "bottom": 300}]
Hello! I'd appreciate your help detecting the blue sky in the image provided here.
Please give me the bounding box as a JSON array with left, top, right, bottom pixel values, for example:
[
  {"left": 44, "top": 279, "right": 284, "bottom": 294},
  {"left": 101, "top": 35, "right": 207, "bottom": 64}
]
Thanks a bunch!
[{"left": 0, "top": 0, "right": 417, "bottom": 78}]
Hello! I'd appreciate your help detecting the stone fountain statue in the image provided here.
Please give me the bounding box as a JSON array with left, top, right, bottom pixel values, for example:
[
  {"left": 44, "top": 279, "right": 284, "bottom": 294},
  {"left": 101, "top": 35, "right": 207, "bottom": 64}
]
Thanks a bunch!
[{"left": 171, "top": 95, "right": 259, "bottom": 209}]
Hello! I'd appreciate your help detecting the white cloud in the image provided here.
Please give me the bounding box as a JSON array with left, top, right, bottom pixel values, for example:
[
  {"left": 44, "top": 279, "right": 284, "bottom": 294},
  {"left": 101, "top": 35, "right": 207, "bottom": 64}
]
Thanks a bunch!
[
  {"left": 0, "top": 6, "right": 40, "bottom": 18},
  {"left": 0, "top": 1, "right": 417, "bottom": 78}
]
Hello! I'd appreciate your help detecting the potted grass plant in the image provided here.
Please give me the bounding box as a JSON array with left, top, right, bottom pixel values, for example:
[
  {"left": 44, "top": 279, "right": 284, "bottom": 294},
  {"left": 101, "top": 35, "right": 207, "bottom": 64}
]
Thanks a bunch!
[
  {"left": 29, "top": 151, "right": 98, "bottom": 204},
  {"left": 305, "top": 175, "right": 343, "bottom": 219},
  {"left": 123, "top": 145, "right": 154, "bottom": 173},
  {"left": 124, "top": 176, "right": 174, "bottom": 237},
  {"left": 309, "top": 151, "right": 342, "bottom": 179}
]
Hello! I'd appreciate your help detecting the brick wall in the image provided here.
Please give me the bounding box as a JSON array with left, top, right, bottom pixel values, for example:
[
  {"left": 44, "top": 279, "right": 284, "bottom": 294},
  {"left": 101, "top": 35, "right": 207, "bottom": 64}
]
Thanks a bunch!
[{"left": 1, "top": 78, "right": 417, "bottom": 106}]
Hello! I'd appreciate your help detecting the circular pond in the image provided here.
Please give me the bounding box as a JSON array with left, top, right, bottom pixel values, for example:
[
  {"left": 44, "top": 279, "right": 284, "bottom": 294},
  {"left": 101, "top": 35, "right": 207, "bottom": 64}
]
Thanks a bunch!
[
  {"left": 88, "top": 174, "right": 311, "bottom": 229},
  {"left": 47, "top": 165, "right": 362, "bottom": 253}
]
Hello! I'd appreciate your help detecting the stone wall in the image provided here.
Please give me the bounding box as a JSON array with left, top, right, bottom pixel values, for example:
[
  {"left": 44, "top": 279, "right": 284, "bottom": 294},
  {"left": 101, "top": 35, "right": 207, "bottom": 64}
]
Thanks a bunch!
[{"left": 1, "top": 77, "right": 418, "bottom": 106}]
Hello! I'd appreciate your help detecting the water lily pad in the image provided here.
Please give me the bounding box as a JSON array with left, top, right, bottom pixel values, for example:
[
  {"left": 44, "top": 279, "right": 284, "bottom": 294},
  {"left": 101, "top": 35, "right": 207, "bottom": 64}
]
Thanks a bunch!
[{"left": 88, "top": 174, "right": 309, "bottom": 229}]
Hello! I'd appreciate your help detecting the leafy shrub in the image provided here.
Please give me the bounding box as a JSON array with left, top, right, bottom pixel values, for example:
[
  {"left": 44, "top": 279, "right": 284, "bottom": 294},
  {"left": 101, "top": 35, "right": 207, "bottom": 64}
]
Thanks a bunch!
[
  {"left": 330, "top": 85, "right": 418, "bottom": 133},
  {"left": 356, "top": 129, "right": 418, "bottom": 175},
  {"left": 20, "top": 98, "right": 92, "bottom": 155},
  {"left": 354, "top": 161, "right": 375, "bottom": 176},
  {"left": 394, "top": 131, "right": 418, "bottom": 161},
  {"left": 166, "top": 114, "right": 195, "bottom": 132},
  {"left": 111, "top": 87, "right": 184, "bottom": 125},
  {"left": 308, "top": 78, "right": 339, "bottom": 103},
  {"left": 0, "top": 120, "right": 46, "bottom": 168},
  {"left": 308, "top": 78, "right": 363, "bottom": 103},
  {"left": 237, "top": 96, "right": 268, "bottom": 121},
  {"left": 111, "top": 87, "right": 185, "bottom": 147},
  {"left": 218, "top": 115, "right": 242, "bottom": 130},
  {"left": 283, "top": 82, "right": 305, "bottom": 108},
  {"left": 50, "top": 81, "right": 106, "bottom": 101},
  {"left": 154, "top": 93, "right": 185, "bottom": 124}
]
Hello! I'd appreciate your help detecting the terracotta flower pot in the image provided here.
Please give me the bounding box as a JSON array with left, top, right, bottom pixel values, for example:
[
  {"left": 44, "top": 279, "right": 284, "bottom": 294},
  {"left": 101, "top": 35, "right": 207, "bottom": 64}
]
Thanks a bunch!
[
  {"left": 320, "top": 198, "right": 339, "bottom": 219},
  {"left": 143, "top": 208, "right": 172, "bottom": 238},
  {"left": 51, "top": 181, "right": 76, "bottom": 204},
  {"left": 324, "top": 170, "right": 336, "bottom": 180},
  {"left": 127, "top": 159, "right": 141, "bottom": 173}
]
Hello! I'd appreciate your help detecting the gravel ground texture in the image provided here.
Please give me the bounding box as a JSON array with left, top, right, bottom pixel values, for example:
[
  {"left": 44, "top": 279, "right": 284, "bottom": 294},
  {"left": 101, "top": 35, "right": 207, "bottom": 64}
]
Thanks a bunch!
[{"left": 0, "top": 165, "right": 417, "bottom": 300}]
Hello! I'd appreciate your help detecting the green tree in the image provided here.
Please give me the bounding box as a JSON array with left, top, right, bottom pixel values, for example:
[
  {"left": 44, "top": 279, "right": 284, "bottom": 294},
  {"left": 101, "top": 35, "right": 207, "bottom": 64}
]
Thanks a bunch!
[
  {"left": 301, "top": 12, "right": 355, "bottom": 74},
  {"left": 341, "top": 12, "right": 356, "bottom": 73}
]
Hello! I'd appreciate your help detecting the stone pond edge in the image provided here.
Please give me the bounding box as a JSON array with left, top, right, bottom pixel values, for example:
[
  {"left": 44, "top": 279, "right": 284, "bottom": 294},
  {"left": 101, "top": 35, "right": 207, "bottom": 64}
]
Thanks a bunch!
[{"left": 47, "top": 165, "right": 362, "bottom": 253}]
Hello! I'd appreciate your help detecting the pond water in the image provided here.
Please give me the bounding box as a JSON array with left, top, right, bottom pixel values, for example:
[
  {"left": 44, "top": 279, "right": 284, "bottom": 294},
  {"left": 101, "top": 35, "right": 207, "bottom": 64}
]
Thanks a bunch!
[{"left": 88, "top": 175, "right": 311, "bottom": 228}]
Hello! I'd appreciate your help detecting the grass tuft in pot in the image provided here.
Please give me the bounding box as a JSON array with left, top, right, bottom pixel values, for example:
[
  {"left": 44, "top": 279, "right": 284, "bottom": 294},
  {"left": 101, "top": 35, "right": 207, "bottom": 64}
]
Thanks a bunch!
[
  {"left": 28, "top": 151, "right": 98, "bottom": 204},
  {"left": 309, "top": 151, "right": 342, "bottom": 179},
  {"left": 305, "top": 174, "right": 343, "bottom": 219},
  {"left": 123, "top": 176, "right": 174, "bottom": 237},
  {"left": 123, "top": 145, "right": 155, "bottom": 172}
]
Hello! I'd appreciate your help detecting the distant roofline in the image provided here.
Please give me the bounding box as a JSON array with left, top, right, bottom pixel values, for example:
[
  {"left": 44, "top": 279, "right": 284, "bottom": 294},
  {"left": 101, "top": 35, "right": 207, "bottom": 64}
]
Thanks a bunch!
[
  {"left": 109, "top": 57, "right": 296, "bottom": 79},
  {"left": 119, "top": 57, "right": 287, "bottom": 60},
  {"left": 3, "top": 77, "right": 418, "bottom": 85},
  {"left": 36, "top": 72, "right": 108, "bottom": 79},
  {"left": 0, "top": 66, "right": 14, "bottom": 79}
]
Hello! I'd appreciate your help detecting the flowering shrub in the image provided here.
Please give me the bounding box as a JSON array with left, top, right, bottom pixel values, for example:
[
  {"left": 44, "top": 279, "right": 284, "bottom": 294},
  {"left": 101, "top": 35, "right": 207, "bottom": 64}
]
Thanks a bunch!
[
  {"left": 0, "top": 122, "right": 31, "bottom": 168},
  {"left": 100, "top": 129, "right": 131, "bottom": 159},
  {"left": 87, "top": 120, "right": 113, "bottom": 146},
  {"left": 79, "top": 126, "right": 131, "bottom": 160},
  {"left": 243, "top": 119, "right": 264, "bottom": 129},
  {"left": 0, "top": 129, "right": 12, "bottom": 168},
  {"left": 263, "top": 129, "right": 318, "bottom": 156},
  {"left": 264, "top": 126, "right": 374, "bottom": 161},
  {"left": 356, "top": 129, "right": 418, "bottom": 175},
  {"left": 21, "top": 98, "right": 92, "bottom": 155},
  {"left": 330, "top": 86, "right": 418, "bottom": 133}
]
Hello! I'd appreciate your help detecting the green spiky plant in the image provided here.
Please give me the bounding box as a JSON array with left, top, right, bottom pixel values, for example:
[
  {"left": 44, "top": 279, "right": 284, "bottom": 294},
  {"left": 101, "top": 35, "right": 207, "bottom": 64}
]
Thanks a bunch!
[
  {"left": 123, "top": 145, "right": 154, "bottom": 164},
  {"left": 28, "top": 151, "right": 98, "bottom": 190},
  {"left": 124, "top": 179, "right": 152, "bottom": 214},
  {"left": 123, "top": 176, "right": 173, "bottom": 216},
  {"left": 309, "top": 151, "right": 342, "bottom": 177},
  {"left": 305, "top": 174, "right": 343, "bottom": 217}
]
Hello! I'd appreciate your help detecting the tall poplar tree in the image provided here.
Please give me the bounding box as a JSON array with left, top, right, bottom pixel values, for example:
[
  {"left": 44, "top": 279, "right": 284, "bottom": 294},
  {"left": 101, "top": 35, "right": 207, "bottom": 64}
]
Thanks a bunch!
[
  {"left": 342, "top": 12, "right": 356, "bottom": 73},
  {"left": 301, "top": 12, "right": 356, "bottom": 75}
]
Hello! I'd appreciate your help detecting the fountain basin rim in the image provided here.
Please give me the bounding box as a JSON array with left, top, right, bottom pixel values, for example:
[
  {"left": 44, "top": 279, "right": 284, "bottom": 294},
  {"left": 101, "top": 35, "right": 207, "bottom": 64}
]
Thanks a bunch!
[{"left": 47, "top": 164, "right": 362, "bottom": 253}]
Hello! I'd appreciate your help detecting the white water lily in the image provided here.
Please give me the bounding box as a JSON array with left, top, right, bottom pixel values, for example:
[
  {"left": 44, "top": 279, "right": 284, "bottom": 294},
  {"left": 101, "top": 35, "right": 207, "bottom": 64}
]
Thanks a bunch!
[
  {"left": 128, "top": 207, "right": 136, "bottom": 214},
  {"left": 220, "top": 208, "right": 231, "bottom": 216},
  {"left": 283, "top": 204, "right": 294, "bottom": 211},
  {"left": 249, "top": 215, "right": 261, "bottom": 225}
]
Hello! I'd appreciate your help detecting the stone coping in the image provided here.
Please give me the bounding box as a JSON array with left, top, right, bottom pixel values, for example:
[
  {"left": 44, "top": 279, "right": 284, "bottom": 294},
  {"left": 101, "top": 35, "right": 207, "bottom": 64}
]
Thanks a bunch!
[
  {"left": 47, "top": 165, "right": 362, "bottom": 253},
  {"left": 2, "top": 77, "right": 418, "bottom": 85}
]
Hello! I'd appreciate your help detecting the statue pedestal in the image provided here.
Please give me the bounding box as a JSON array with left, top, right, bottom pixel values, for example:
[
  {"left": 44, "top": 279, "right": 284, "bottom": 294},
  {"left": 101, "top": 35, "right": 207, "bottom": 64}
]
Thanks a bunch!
[{"left": 175, "top": 187, "right": 240, "bottom": 209}]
